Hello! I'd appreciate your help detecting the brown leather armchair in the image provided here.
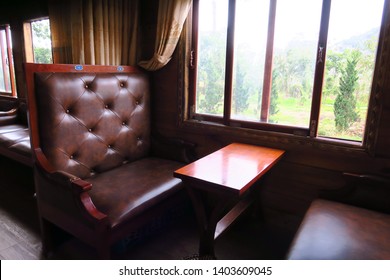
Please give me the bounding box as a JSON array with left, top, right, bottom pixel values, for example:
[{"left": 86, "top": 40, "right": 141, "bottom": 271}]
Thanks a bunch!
[{"left": 24, "top": 63, "right": 195, "bottom": 259}]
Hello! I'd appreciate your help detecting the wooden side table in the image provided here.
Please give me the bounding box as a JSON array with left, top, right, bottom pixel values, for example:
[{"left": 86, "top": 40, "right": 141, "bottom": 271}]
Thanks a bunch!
[{"left": 174, "top": 142, "right": 285, "bottom": 258}]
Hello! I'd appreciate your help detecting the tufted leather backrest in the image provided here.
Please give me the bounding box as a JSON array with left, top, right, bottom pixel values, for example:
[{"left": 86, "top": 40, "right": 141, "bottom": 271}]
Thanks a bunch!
[{"left": 34, "top": 71, "right": 150, "bottom": 179}]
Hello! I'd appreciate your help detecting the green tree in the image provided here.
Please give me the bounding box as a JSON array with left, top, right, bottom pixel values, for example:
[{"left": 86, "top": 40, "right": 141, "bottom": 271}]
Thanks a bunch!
[
  {"left": 34, "top": 47, "right": 52, "bottom": 64},
  {"left": 32, "top": 20, "right": 52, "bottom": 64},
  {"left": 269, "top": 69, "right": 280, "bottom": 117},
  {"left": 233, "top": 63, "right": 250, "bottom": 115},
  {"left": 334, "top": 55, "right": 359, "bottom": 132},
  {"left": 272, "top": 47, "right": 315, "bottom": 110},
  {"left": 32, "top": 20, "right": 50, "bottom": 39},
  {"left": 197, "top": 32, "right": 225, "bottom": 114},
  {"left": 323, "top": 51, "right": 343, "bottom": 97}
]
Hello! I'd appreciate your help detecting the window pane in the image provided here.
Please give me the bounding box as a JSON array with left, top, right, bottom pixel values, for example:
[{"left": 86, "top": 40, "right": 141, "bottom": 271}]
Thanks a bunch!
[
  {"left": 318, "top": 0, "right": 384, "bottom": 141},
  {"left": 196, "top": 0, "right": 228, "bottom": 116},
  {"left": 231, "top": 0, "right": 269, "bottom": 121},
  {"left": 0, "top": 29, "right": 12, "bottom": 94},
  {"left": 270, "top": 0, "right": 322, "bottom": 127},
  {"left": 32, "top": 19, "right": 53, "bottom": 64}
]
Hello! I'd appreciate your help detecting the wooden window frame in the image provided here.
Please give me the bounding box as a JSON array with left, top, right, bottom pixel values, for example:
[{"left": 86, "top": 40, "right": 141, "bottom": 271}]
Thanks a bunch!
[
  {"left": 188, "top": 0, "right": 385, "bottom": 144},
  {"left": 23, "top": 17, "right": 53, "bottom": 64},
  {"left": 0, "top": 25, "right": 16, "bottom": 97}
]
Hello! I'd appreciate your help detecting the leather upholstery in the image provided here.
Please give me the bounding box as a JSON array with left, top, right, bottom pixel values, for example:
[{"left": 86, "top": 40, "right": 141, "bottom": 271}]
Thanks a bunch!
[
  {"left": 0, "top": 101, "right": 32, "bottom": 165},
  {"left": 34, "top": 72, "right": 151, "bottom": 179},
  {"left": 0, "top": 126, "right": 31, "bottom": 157},
  {"left": 27, "top": 65, "right": 191, "bottom": 259},
  {"left": 287, "top": 199, "right": 390, "bottom": 259},
  {"left": 88, "top": 157, "right": 183, "bottom": 228}
]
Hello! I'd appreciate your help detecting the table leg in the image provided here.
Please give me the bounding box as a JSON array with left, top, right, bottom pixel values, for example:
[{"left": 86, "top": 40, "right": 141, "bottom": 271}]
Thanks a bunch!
[{"left": 186, "top": 187, "right": 230, "bottom": 258}]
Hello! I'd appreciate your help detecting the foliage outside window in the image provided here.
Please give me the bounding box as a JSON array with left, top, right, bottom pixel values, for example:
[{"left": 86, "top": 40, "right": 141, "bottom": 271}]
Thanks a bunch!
[
  {"left": 0, "top": 25, "right": 16, "bottom": 96},
  {"left": 31, "top": 19, "right": 53, "bottom": 64},
  {"left": 190, "top": 0, "right": 385, "bottom": 142}
]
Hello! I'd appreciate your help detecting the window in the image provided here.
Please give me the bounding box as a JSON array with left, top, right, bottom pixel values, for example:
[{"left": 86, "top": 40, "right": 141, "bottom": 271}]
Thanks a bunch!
[
  {"left": 24, "top": 18, "right": 53, "bottom": 64},
  {"left": 0, "top": 25, "right": 16, "bottom": 96},
  {"left": 190, "top": 0, "right": 385, "bottom": 143}
]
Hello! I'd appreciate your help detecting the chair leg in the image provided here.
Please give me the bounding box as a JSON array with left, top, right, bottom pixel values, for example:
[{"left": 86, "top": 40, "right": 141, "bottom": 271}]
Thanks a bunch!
[
  {"left": 40, "top": 218, "right": 74, "bottom": 259},
  {"left": 39, "top": 218, "right": 56, "bottom": 259}
]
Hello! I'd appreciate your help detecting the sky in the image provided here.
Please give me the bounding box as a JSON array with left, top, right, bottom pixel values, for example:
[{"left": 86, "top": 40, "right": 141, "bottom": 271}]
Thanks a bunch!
[{"left": 199, "top": 0, "right": 385, "bottom": 48}]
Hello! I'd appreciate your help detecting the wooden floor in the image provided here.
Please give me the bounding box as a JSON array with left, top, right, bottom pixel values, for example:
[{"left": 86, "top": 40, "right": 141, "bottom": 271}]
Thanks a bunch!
[
  {"left": 0, "top": 157, "right": 292, "bottom": 260},
  {"left": 0, "top": 158, "right": 41, "bottom": 259}
]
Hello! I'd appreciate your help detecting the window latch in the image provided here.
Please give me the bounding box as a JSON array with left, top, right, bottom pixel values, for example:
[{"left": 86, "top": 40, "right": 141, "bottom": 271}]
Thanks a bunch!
[
  {"left": 190, "top": 50, "right": 195, "bottom": 69},
  {"left": 317, "top": 46, "right": 324, "bottom": 64},
  {"left": 310, "top": 120, "right": 317, "bottom": 137}
]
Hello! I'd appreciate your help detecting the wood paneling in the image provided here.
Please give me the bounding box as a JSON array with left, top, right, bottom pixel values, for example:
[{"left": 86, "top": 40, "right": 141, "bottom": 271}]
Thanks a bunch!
[
  {"left": 0, "top": 0, "right": 388, "bottom": 255},
  {"left": 143, "top": 0, "right": 390, "bottom": 236}
]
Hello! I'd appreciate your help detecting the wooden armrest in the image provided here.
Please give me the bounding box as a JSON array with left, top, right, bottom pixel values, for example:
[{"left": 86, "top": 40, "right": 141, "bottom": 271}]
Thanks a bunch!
[
  {"left": 0, "top": 108, "right": 18, "bottom": 125},
  {"left": 0, "top": 108, "right": 17, "bottom": 117},
  {"left": 49, "top": 170, "right": 92, "bottom": 193},
  {"left": 34, "top": 148, "right": 107, "bottom": 222}
]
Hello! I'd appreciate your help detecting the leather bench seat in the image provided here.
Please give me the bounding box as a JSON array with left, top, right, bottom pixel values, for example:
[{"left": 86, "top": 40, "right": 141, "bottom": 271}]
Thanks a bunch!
[
  {"left": 287, "top": 199, "right": 390, "bottom": 260},
  {"left": 0, "top": 123, "right": 28, "bottom": 134},
  {"left": 0, "top": 103, "right": 32, "bottom": 166},
  {"left": 0, "top": 125, "right": 31, "bottom": 156}
]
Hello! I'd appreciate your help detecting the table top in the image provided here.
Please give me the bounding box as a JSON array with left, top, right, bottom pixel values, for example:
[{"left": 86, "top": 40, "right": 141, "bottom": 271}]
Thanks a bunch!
[{"left": 174, "top": 142, "right": 285, "bottom": 196}]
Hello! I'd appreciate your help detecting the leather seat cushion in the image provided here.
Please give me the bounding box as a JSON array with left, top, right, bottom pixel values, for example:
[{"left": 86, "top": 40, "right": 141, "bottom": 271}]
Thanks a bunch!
[
  {"left": 287, "top": 199, "right": 390, "bottom": 260},
  {"left": 0, "top": 124, "right": 28, "bottom": 134},
  {"left": 8, "top": 138, "right": 31, "bottom": 158},
  {"left": 88, "top": 157, "right": 184, "bottom": 228},
  {"left": 0, "top": 126, "right": 31, "bottom": 153}
]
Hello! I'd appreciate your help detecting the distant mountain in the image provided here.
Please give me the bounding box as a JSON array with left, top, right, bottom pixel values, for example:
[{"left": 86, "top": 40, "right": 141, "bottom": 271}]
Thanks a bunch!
[
  {"left": 274, "top": 27, "right": 380, "bottom": 55},
  {"left": 330, "top": 27, "right": 380, "bottom": 52}
]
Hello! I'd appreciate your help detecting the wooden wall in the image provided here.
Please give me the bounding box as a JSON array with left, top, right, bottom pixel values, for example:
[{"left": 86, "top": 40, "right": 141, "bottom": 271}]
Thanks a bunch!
[
  {"left": 144, "top": 1, "right": 390, "bottom": 237},
  {"left": 150, "top": 52, "right": 389, "bottom": 235},
  {"left": 1, "top": 0, "right": 389, "bottom": 240}
]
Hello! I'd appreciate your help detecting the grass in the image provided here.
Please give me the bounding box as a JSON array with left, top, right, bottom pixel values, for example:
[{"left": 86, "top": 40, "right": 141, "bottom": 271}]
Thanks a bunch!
[
  {"left": 316, "top": 95, "right": 367, "bottom": 141},
  {"left": 198, "top": 93, "right": 367, "bottom": 142},
  {"left": 269, "top": 95, "right": 366, "bottom": 141}
]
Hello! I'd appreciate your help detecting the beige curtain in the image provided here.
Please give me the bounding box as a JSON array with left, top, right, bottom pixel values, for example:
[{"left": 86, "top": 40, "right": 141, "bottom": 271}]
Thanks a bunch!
[
  {"left": 49, "top": 0, "right": 139, "bottom": 65},
  {"left": 138, "top": 0, "right": 192, "bottom": 71}
]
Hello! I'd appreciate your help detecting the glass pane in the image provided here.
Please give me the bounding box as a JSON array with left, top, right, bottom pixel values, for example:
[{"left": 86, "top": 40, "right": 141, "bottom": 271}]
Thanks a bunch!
[
  {"left": 231, "top": 0, "right": 269, "bottom": 121},
  {"left": 270, "top": 0, "right": 322, "bottom": 127},
  {"left": 0, "top": 29, "right": 11, "bottom": 93},
  {"left": 318, "top": 0, "right": 384, "bottom": 141},
  {"left": 196, "top": 0, "right": 228, "bottom": 116},
  {"left": 32, "top": 19, "right": 53, "bottom": 64}
]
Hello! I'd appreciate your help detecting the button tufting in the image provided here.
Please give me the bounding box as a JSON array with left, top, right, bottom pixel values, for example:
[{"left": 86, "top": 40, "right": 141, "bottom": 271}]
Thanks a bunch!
[
  {"left": 122, "top": 121, "right": 126, "bottom": 125},
  {"left": 135, "top": 100, "right": 140, "bottom": 105},
  {"left": 70, "top": 155, "right": 73, "bottom": 159},
  {"left": 85, "top": 84, "right": 89, "bottom": 89},
  {"left": 105, "top": 104, "right": 109, "bottom": 109},
  {"left": 107, "top": 144, "right": 112, "bottom": 148},
  {"left": 66, "top": 109, "right": 70, "bottom": 114},
  {"left": 120, "top": 83, "right": 124, "bottom": 87},
  {"left": 88, "top": 128, "right": 92, "bottom": 132}
]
